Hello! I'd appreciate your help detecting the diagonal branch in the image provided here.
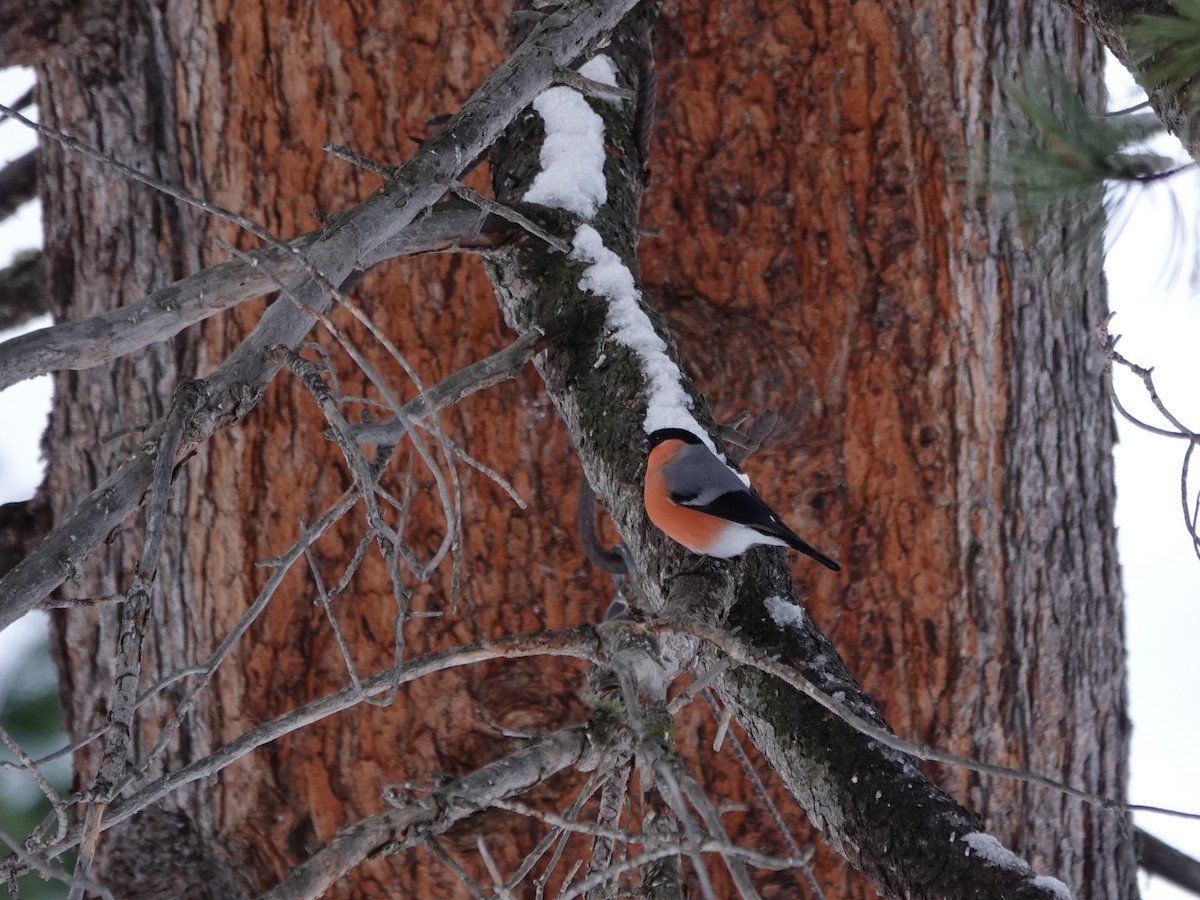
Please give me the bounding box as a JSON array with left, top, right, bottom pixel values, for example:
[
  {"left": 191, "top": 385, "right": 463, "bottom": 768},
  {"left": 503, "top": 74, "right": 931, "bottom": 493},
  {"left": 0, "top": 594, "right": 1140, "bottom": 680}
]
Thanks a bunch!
[
  {"left": 480, "top": 6, "right": 1089, "bottom": 898},
  {"left": 0, "top": 626, "right": 601, "bottom": 882},
  {"left": 1137, "top": 827, "right": 1200, "bottom": 895},
  {"left": 257, "top": 726, "right": 598, "bottom": 900},
  {"left": 0, "top": 0, "right": 645, "bottom": 634},
  {"left": 0, "top": 200, "right": 509, "bottom": 391},
  {"left": 0, "top": 149, "right": 36, "bottom": 222}
]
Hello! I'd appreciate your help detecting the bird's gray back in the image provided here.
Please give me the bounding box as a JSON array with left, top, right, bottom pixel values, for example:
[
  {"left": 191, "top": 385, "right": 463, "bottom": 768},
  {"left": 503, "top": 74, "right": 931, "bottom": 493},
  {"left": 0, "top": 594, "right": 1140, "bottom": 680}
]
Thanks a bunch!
[{"left": 663, "top": 444, "right": 747, "bottom": 507}]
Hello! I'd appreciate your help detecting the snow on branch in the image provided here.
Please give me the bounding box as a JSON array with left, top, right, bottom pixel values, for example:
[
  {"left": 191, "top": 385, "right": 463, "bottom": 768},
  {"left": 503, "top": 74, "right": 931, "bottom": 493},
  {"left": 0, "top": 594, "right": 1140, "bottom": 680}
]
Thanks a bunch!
[{"left": 0, "top": 0, "right": 644, "bottom": 634}]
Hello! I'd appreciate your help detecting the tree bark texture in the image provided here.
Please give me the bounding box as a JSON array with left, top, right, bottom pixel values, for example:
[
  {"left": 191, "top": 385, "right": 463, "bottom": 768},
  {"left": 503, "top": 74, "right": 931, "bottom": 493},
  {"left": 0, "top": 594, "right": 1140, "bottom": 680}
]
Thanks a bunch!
[
  {"left": 33, "top": 0, "right": 1135, "bottom": 897},
  {"left": 637, "top": 4, "right": 1131, "bottom": 897}
]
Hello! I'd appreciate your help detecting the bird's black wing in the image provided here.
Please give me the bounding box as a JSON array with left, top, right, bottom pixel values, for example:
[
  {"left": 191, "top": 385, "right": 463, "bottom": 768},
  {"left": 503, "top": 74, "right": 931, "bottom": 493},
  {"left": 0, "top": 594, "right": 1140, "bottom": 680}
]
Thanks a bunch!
[{"left": 698, "top": 490, "right": 841, "bottom": 572}]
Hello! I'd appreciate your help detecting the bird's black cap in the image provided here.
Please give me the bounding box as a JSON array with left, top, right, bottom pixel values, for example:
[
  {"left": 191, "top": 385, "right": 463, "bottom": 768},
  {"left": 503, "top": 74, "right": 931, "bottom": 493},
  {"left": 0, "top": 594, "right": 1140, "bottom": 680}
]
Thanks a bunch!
[{"left": 642, "top": 428, "right": 705, "bottom": 453}]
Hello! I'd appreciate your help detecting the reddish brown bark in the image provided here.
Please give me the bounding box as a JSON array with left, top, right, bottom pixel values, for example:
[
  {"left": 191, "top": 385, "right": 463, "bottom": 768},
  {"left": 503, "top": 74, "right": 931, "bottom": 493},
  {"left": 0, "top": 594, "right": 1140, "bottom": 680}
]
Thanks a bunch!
[
  {"left": 32, "top": 0, "right": 1134, "bottom": 897},
  {"left": 642, "top": 3, "right": 1129, "bottom": 894}
]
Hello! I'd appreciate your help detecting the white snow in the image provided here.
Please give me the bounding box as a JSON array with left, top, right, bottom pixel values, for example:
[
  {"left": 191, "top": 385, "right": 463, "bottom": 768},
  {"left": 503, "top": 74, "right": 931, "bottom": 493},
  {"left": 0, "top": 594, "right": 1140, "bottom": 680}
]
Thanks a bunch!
[
  {"left": 525, "top": 55, "right": 708, "bottom": 446},
  {"left": 1031, "top": 875, "right": 1074, "bottom": 899},
  {"left": 961, "top": 832, "right": 1032, "bottom": 874},
  {"left": 765, "top": 595, "right": 807, "bottom": 629},
  {"left": 523, "top": 58, "right": 615, "bottom": 218},
  {"left": 571, "top": 225, "right": 707, "bottom": 443},
  {"left": 577, "top": 55, "right": 618, "bottom": 89}
]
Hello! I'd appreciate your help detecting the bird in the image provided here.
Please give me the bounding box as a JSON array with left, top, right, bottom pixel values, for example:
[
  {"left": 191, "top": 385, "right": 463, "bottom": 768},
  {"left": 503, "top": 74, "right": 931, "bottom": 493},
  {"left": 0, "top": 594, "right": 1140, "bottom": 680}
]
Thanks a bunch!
[{"left": 642, "top": 428, "right": 840, "bottom": 570}]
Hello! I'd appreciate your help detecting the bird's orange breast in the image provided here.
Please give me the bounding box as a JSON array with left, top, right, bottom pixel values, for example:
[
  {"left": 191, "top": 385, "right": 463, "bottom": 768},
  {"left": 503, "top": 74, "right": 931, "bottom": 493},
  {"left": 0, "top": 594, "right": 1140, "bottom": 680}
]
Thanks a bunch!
[{"left": 644, "top": 440, "right": 726, "bottom": 554}]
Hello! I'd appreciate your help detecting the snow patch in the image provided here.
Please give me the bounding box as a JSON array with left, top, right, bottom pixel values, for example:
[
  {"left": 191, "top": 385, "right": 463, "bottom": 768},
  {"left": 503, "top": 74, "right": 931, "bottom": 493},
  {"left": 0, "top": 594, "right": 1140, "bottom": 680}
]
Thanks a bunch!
[
  {"left": 1030, "top": 876, "right": 1073, "bottom": 899},
  {"left": 524, "top": 55, "right": 708, "bottom": 446},
  {"left": 578, "top": 55, "right": 618, "bottom": 88},
  {"left": 523, "top": 56, "right": 618, "bottom": 219},
  {"left": 765, "top": 595, "right": 807, "bottom": 630},
  {"left": 570, "top": 226, "right": 707, "bottom": 442},
  {"left": 961, "top": 832, "right": 1032, "bottom": 874}
]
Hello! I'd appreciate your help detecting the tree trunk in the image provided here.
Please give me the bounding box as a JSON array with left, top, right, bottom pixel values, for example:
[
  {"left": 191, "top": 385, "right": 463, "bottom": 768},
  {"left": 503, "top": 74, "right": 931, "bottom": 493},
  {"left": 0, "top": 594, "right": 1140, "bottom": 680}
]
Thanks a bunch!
[
  {"left": 27, "top": 0, "right": 1136, "bottom": 897},
  {"left": 639, "top": 3, "right": 1130, "bottom": 895}
]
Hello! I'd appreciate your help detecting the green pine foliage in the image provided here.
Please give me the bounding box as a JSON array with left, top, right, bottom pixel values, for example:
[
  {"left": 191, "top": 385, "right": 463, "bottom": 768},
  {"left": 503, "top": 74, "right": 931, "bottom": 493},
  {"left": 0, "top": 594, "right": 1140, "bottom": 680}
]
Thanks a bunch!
[
  {"left": 1129, "top": 0, "right": 1200, "bottom": 118},
  {"left": 1005, "top": 68, "right": 1178, "bottom": 199},
  {"left": 988, "top": 61, "right": 1194, "bottom": 278}
]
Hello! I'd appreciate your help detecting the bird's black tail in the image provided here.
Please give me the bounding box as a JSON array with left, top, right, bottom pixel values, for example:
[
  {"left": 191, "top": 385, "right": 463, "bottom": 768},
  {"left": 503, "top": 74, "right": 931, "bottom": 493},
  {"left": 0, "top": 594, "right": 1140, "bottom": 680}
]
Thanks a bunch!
[{"left": 778, "top": 529, "right": 841, "bottom": 572}]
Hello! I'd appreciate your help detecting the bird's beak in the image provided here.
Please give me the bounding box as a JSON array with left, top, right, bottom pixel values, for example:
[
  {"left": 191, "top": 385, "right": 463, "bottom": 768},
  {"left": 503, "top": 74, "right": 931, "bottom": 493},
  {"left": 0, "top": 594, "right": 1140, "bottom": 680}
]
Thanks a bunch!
[{"left": 639, "top": 435, "right": 650, "bottom": 454}]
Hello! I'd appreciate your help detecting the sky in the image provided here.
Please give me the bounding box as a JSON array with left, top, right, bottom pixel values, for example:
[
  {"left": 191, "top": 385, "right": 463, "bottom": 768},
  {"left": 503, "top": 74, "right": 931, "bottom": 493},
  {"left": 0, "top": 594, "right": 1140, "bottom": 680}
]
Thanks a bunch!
[
  {"left": 0, "top": 51, "right": 1198, "bottom": 898},
  {"left": 1104, "top": 59, "right": 1200, "bottom": 900}
]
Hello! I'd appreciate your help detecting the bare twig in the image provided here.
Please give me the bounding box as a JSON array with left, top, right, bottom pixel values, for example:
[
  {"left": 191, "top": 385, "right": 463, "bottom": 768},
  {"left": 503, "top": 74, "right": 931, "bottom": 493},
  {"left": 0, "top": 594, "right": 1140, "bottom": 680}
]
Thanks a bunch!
[
  {"left": 0, "top": 825, "right": 114, "bottom": 900},
  {"left": 476, "top": 836, "right": 516, "bottom": 900},
  {"left": 0, "top": 102, "right": 290, "bottom": 253},
  {"left": 0, "top": 201, "right": 513, "bottom": 392},
  {"left": 503, "top": 744, "right": 631, "bottom": 894},
  {"left": 437, "top": 433, "right": 528, "bottom": 509},
  {"left": 0, "top": 725, "right": 69, "bottom": 844},
  {"left": 35, "top": 594, "right": 124, "bottom": 609},
  {"left": 347, "top": 306, "right": 588, "bottom": 446},
  {"left": 558, "top": 843, "right": 809, "bottom": 900},
  {"left": 703, "top": 692, "right": 823, "bottom": 899},
  {"left": 69, "top": 381, "right": 202, "bottom": 898},
  {"left": 257, "top": 725, "right": 598, "bottom": 900},
  {"left": 612, "top": 665, "right": 717, "bottom": 900},
  {"left": 665, "top": 659, "right": 730, "bottom": 716},
  {"left": 1099, "top": 317, "right": 1200, "bottom": 558},
  {"left": 584, "top": 762, "right": 630, "bottom": 899},
  {"left": 552, "top": 66, "right": 635, "bottom": 102},
  {"left": 691, "top": 622, "right": 1200, "bottom": 821},
  {"left": 323, "top": 141, "right": 397, "bottom": 179},
  {"left": 132, "top": 489, "right": 360, "bottom": 778},
  {"left": 0, "top": 0, "right": 642, "bottom": 632},
  {"left": 449, "top": 181, "right": 571, "bottom": 253},
  {"left": 424, "top": 838, "right": 489, "bottom": 900},
  {"left": 530, "top": 766, "right": 613, "bottom": 900},
  {"left": 0, "top": 627, "right": 601, "bottom": 883},
  {"left": 302, "top": 518, "right": 373, "bottom": 702},
  {"left": 295, "top": 279, "right": 462, "bottom": 584}
]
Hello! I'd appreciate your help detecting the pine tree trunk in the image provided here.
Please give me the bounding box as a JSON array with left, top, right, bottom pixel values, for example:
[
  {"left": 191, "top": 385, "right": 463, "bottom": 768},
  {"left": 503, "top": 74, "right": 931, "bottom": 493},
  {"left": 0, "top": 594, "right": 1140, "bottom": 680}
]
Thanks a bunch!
[{"left": 33, "top": 0, "right": 1136, "bottom": 896}]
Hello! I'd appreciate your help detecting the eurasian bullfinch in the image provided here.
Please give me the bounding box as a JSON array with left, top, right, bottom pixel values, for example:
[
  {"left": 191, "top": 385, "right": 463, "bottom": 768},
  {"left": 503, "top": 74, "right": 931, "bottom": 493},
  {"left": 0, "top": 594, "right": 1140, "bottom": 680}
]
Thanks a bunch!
[{"left": 642, "top": 428, "right": 840, "bottom": 570}]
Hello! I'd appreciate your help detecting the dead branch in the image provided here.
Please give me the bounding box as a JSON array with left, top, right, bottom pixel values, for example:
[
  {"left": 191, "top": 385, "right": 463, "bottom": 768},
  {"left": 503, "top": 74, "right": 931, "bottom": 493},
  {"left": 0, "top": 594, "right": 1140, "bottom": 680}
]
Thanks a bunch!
[
  {"left": 702, "top": 692, "right": 822, "bottom": 898},
  {"left": 347, "top": 308, "right": 586, "bottom": 445},
  {"left": 0, "top": 200, "right": 512, "bottom": 392},
  {"left": 0, "top": 824, "right": 113, "bottom": 900},
  {"left": 68, "top": 381, "right": 203, "bottom": 897},
  {"left": 0, "top": 0, "right": 643, "bottom": 634},
  {"left": 0, "top": 626, "right": 601, "bottom": 883},
  {"left": 1099, "top": 316, "right": 1200, "bottom": 558},
  {"left": 0, "top": 148, "right": 36, "bottom": 221},
  {"left": 258, "top": 726, "right": 599, "bottom": 900},
  {"left": 0, "top": 724, "right": 69, "bottom": 844},
  {"left": 1136, "top": 827, "right": 1200, "bottom": 896}
]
